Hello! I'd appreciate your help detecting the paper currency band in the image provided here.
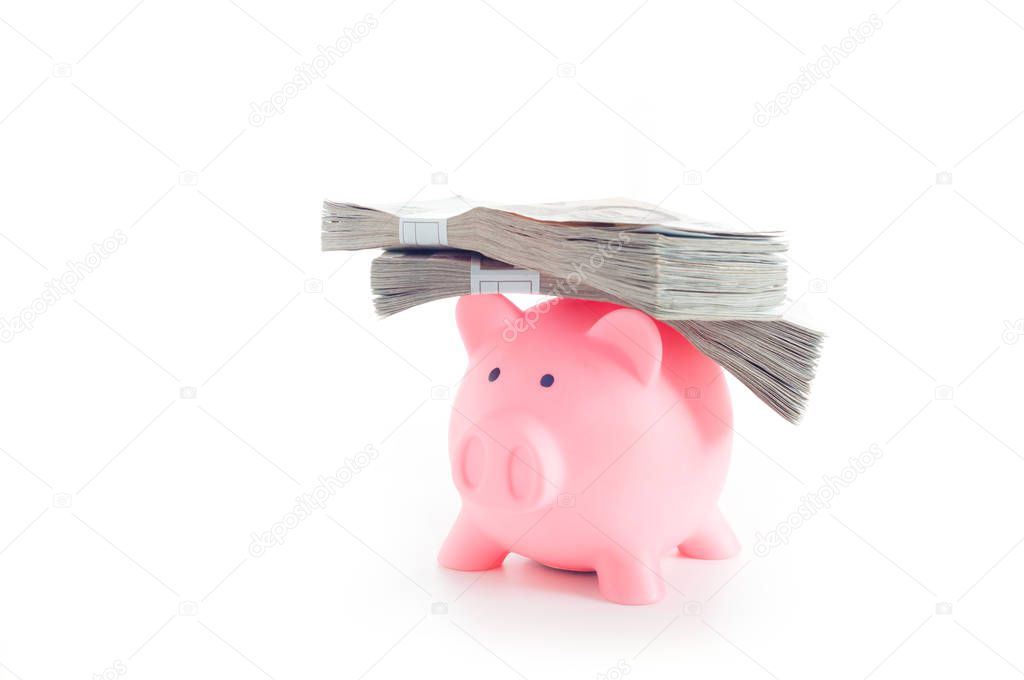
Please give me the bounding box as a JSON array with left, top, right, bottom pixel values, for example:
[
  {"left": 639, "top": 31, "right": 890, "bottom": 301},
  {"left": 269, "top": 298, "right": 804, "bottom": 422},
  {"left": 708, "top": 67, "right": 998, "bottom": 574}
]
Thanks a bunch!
[
  {"left": 399, "top": 216, "right": 448, "bottom": 246},
  {"left": 470, "top": 254, "right": 540, "bottom": 295}
]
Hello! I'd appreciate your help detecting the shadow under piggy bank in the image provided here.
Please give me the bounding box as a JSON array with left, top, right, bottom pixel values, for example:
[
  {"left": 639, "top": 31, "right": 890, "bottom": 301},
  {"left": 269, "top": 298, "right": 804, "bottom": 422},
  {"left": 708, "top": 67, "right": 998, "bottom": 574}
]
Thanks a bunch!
[{"left": 439, "top": 551, "right": 744, "bottom": 608}]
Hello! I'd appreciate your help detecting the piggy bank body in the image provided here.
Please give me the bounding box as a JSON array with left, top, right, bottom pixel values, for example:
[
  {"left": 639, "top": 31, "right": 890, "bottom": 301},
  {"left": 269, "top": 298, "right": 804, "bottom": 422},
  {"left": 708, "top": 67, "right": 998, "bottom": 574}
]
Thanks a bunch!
[{"left": 440, "top": 295, "right": 738, "bottom": 605}]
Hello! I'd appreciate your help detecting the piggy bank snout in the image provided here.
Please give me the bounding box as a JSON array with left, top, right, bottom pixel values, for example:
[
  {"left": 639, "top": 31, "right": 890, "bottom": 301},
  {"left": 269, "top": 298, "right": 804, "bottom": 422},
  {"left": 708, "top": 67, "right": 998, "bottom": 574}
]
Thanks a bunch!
[{"left": 451, "top": 417, "right": 563, "bottom": 510}]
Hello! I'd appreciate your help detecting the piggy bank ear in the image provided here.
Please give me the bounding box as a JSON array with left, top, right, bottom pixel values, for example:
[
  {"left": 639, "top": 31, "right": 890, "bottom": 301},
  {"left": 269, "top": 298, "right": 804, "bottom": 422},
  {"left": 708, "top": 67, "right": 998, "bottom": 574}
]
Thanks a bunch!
[
  {"left": 586, "top": 308, "right": 663, "bottom": 384},
  {"left": 456, "top": 294, "right": 523, "bottom": 354}
]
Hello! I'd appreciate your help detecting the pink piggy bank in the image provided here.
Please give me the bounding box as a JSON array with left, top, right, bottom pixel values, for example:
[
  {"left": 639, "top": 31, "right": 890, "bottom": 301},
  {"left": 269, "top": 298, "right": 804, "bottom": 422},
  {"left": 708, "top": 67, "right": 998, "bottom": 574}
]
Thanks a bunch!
[{"left": 439, "top": 294, "right": 739, "bottom": 605}]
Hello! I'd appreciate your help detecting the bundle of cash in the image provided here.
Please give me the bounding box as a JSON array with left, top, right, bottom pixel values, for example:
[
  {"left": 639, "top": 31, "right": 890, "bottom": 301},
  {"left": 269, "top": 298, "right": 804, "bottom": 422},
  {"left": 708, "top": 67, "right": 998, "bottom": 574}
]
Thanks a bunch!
[
  {"left": 323, "top": 198, "right": 788, "bottom": 321},
  {"left": 370, "top": 250, "right": 822, "bottom": 423},
  {"left": 323, "top": 197, "right": 822, "bottom": 422}
]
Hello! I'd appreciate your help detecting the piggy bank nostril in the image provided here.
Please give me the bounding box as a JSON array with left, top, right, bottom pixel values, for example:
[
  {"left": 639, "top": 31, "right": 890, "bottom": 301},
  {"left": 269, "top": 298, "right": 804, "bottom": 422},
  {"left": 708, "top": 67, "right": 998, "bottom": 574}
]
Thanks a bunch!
[
  {"left": 459, "top": 436, "right": 486, "bottom": 490},
  {"left": 507, "top": 446, "right": 540, "bottom": 501}
]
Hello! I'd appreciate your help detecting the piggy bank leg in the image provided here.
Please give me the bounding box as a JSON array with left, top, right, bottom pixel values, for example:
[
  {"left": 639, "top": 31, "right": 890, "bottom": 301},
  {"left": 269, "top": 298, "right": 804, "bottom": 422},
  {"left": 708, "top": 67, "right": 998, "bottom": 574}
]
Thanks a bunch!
[
  {"left": 678, "top": 507, "right": 740, "bottom": 559},
  {"left": 438, "top": 512, "right": 508, "bottom": 571},
  {"left": 595, "top": 554, "right": 665, "bottom": 605}
]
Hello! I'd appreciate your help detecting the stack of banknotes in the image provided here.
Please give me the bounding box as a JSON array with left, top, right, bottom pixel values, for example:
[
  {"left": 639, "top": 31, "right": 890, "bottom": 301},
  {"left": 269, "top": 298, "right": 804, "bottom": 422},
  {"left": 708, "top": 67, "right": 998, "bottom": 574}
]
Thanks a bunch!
[{"left": 323, "top": 197, "right": 822, "bottom": 422}]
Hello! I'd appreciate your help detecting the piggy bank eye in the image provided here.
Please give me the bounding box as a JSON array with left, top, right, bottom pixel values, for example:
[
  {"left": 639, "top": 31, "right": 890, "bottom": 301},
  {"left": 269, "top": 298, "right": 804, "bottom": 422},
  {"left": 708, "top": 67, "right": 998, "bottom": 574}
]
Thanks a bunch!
[
  {"left": 488, "top": 367, "right": 500, "bottom": 382},
  {"left": 540, "top": 373, "right": 554, "bottom": 388}
]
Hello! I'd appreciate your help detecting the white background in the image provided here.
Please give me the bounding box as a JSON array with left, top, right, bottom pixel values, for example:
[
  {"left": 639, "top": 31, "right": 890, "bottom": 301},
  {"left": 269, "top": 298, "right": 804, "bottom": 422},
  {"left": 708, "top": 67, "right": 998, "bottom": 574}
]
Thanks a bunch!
[{"left": 1, "top": 1, "right": 1023, "bottom": 678}]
